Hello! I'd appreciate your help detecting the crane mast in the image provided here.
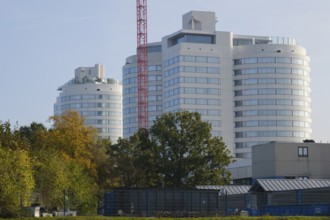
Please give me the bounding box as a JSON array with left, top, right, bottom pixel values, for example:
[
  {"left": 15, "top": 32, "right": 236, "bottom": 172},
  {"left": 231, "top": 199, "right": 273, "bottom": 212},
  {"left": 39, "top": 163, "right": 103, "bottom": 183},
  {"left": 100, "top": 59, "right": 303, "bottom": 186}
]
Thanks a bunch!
[{"left": 136, "top": 0, "right": 148, "bottom": 129}]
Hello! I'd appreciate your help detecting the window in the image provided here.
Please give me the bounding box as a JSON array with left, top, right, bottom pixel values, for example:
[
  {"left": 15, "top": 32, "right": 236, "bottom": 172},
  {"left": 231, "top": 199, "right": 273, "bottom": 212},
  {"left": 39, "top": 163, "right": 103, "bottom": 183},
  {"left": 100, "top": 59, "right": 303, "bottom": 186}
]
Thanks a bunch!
[{"left": 298, "top": 146, "right": 308, "bottom": 157}]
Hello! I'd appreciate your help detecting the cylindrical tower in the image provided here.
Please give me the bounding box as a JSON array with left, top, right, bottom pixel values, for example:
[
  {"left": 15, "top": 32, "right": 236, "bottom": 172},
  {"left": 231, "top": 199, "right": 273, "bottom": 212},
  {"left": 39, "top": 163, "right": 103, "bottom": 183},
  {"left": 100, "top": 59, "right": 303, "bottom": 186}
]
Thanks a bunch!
[
  {"left": 54, "top": 64, "right": 122, "bottom": 142},
  {"left": 233, "top": 37, "right": 312, "bottom": 158}
]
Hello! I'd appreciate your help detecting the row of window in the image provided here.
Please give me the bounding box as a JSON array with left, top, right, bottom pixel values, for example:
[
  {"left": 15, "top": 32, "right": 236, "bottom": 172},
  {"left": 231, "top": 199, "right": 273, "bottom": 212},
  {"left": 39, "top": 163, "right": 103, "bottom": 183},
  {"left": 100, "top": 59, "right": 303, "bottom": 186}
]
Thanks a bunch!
[
  {"left": 123, "top": 107, "right": 137, "bottom": 115},
  {"left": 235, "top": 99, "right": 310, "bottom": 107},
  {"left": 212, "top": 131, "right": 221, "bottom": 136},
  {"left": 123, "top": 65, "right": 162, "bottom": 75},
  {"left": 164, "top": 98, "right": 221, "bottom": 108},
  {"left": 206, "top": 120, "right": 221, "bottom": 127},
  {"left": 165, "top": 87, "right": 220, "bottom": 98},
  {"left": 85, "top": 119, "right": 121, "bottom": 125},
  {"left": 148, "top": 105, "right": 162, "bottom": 112},
  {"left": 164, "top": 55, "right": 220, "bottom": 67},
  {"left": 234, "top": 67, "right": 309, "bottom": 76},
  {"left": 124, "top": 127, "right": 138, "bottom": 135},
  {"left": 164, "top": 66, "right": 220, "bottom": 78},
  {"left": 124, "top": 115, "right": 160, "bottom": 125},
  {"left": 233, "top": 36, "right": 296, "bottom": 46},
  {"left": 60, "top": 94, "right": 121, "bottom": 102},
  {"left": 124, "top": 85, "right": 163, "bottom": 95},
  {"left": 235, "top": 88, "right": 309, "bottom": 97},
  {"left": 123, "top": 95, "right": 162, "bottom": 104},
  {"left": 235, "top": 78, "right": 309, "bottom": 86},
  {"left": 165, "top": 76, "right": 220, "bottom": 87},
  {"left": 124, "top": 116, "right": 222, "bottom": 129},
  {"left": 97, "top": 127, "right": 122, "bottom": 133},
  {"left": 235, "top": 141, "right": 265, "bottom": 149},
  {"left": 170, "top": 34, "right": 214, "bottom": 46},
  {"left": 124, "top": 117, "right": 137, "bottom": 124},
  {"left": 57, "top": 102, "right": 121, "bottom": 110},
  {"left": 80, "top": 111, "right": 121, "bottom": 117},
  {"left": 235, "top": 130, "right": 309, "bottom": 138},
  {"left": 235, "top": 109, "right": 311, "bottom": 117},
  {"left": 234, "top": 57, "right": 309, "bottom": 66},
  {"left": 123, "top": 75, "right": 162, "bottom": 85},
  {"left": 235, "top": 120, "right": 311, "bottom": 128},
  {"left": 124, "top": 98, "right": 309, "bottom": 108}
]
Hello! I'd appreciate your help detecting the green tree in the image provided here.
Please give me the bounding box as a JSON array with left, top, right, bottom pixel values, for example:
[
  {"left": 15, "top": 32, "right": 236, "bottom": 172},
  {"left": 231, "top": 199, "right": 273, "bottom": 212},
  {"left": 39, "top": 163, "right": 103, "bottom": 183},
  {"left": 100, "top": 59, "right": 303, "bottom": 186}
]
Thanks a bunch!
[
  {"left": 19, "top": 122, "right": 47, "bottom": 149},
  {"left": 92, "top": 138, "right": 118, "bottom": 197},
  {"left": 0, "top": 121, "right": 28, "bottom": 150},
  {"left": 150, "top": 110, "right": 231, "bottom": 188},
  {"left": 107, "top": 129, "right": 159, "bottom": 187},
  {"left": 0, "top": 122, "right": 35, "bottom": 217}
]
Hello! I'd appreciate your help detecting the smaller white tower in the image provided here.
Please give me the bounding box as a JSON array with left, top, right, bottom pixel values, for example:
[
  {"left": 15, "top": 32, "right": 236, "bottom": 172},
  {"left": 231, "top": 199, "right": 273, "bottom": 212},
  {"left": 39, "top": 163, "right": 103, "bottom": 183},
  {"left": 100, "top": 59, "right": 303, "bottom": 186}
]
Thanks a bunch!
[{"left": 54, "top": 64, "right": 122, "bottom": 142}]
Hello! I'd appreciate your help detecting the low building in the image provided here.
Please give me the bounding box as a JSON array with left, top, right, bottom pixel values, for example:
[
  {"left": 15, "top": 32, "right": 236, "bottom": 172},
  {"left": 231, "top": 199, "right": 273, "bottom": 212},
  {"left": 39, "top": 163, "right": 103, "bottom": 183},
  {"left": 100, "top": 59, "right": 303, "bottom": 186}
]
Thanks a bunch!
[
  {"left": 249, "top": 178, "right": 330, "bottom": 216},
  {"left": 252, "top": 142, "right": 330, "bottom": 179},
  {"left": 227, "top": 158, "right": 252, "bottom": 185}
]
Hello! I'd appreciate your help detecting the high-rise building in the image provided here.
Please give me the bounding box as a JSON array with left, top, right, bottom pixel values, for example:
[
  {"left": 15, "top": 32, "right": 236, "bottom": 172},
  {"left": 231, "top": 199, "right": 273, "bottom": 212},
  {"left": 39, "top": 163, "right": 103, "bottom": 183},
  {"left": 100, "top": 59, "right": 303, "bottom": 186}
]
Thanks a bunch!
[
  {"left": 123, "top": 11, "right": 312, "bottom": 158},
  {"left": 54, "top": 64, "right": 122, "bottom": 142}
]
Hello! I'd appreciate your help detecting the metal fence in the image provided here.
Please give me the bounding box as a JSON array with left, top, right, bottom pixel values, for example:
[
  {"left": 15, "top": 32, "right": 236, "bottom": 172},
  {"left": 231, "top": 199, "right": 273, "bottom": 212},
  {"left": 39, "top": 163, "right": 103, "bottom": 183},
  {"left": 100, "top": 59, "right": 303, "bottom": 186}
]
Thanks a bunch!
[
  {"left": 104, "top": 187, "right": 330, "bottom": 217},
  {"left": 249, "top": 189, "right": 330, "bottom": 216},
  {"left": 104, "top": 188, "right": 248, "bottom": 217}
]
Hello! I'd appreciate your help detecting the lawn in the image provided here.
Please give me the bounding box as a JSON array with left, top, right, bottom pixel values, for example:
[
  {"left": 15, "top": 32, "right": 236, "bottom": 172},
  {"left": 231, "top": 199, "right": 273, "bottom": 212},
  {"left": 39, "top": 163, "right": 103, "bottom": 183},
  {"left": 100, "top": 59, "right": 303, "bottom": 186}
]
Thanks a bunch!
[{"left": 2, "top": 216, "right": 330, "bottom": 220}]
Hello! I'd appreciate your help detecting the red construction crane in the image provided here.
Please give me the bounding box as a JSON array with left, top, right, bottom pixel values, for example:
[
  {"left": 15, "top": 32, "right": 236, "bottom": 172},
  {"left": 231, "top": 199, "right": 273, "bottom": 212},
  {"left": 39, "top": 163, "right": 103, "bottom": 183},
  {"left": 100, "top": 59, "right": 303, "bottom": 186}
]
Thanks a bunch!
[{"left": 136, "top": 0, "right": 148, "bottom": 129}]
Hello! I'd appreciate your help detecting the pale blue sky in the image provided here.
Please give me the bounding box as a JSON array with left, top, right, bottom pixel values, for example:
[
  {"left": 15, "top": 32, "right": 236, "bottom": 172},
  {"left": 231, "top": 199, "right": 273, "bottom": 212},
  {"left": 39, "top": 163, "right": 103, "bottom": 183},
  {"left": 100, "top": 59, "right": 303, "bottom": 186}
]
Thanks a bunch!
[{"left": 1, "top": 0, "right": 329, "bottom": 142}]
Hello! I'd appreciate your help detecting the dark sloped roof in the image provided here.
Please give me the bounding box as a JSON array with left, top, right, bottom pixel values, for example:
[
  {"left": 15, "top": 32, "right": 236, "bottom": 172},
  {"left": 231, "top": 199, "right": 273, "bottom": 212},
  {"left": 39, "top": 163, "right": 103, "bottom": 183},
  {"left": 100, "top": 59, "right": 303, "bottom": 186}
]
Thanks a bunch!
[
  {"left": 196, "top": 185, "right": 250, "bottom": 195},
  {"left": 250, "top": 179, "right": 330, "bottom": 192}
]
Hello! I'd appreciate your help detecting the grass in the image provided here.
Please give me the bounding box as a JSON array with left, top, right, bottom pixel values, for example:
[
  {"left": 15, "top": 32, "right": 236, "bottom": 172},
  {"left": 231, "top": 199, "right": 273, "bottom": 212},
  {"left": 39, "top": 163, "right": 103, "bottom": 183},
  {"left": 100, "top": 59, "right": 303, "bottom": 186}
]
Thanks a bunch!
[{"left": 2, "top": 216, "right": 330, "bottom": 220}]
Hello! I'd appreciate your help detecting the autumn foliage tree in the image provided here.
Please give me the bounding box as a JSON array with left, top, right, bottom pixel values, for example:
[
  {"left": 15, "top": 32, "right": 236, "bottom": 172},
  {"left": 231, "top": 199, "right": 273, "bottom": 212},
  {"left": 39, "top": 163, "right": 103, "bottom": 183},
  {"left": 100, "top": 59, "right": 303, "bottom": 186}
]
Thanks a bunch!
[
  {"left": 36, "top": 111, "right": 99, "bottom": 214},
  {"left": 0, "top": 122, "right": 35, "bottom": 217}
]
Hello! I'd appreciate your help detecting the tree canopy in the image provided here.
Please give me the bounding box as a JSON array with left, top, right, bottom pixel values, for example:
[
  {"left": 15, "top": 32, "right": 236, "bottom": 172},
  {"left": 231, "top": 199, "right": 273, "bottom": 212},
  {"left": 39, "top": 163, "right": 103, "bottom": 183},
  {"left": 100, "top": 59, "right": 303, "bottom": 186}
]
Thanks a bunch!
[
  {"left": 107, "top": 110, "right": 231, "bottom": 188},
  {"left": 0, "top": 122, "right": 35, "bottom": 217},
  {"left": 0, "top": 110, "right": 232, "bottom": 217},
  {"left": 0, "top": 111, "right": 102, "bottom": 217}
]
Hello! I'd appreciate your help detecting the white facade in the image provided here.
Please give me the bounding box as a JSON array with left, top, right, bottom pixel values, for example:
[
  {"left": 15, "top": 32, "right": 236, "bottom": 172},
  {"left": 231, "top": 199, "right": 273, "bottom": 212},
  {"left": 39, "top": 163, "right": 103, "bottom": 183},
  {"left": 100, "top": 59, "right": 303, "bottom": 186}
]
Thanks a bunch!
[
  {"left": 123, "top": 11, "right": 312, "bottom": 158},
  {"left": 54, "top": 64, "right": 122, "bottom": 142}
]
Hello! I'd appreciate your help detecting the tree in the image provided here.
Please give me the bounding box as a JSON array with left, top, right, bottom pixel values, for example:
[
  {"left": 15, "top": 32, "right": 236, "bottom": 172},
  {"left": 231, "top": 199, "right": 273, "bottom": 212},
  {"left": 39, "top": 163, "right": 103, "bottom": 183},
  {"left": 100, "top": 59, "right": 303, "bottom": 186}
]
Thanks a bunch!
[
  {"left": 92, "top": 138, "right": 119, "bottom": 197},
  {"left": 0, "top": 122, "right": 35, "bottom": 217},
  {"left": 19, "top": 122, "right": 47, "bottom": 149},
  {"left": 48, "top": 110, "right": 98, "bottom": 175},
  {"left": 32, "top": 111, "right": 99, "bottom": 214},
  {"left": 107, "top": 111, "right": 231, "bottom": 188},
  {"left": 106, "top": 129, "right": 159, "bottom": 187},
  {"left": 150, "top": 111, "right": 231, "bottom": 188}
]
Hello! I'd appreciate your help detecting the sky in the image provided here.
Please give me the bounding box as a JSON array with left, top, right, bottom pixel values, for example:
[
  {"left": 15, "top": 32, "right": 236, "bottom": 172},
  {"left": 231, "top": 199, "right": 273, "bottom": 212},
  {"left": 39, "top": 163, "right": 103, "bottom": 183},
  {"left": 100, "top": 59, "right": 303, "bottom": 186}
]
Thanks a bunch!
[{"left": 1, "top": 0, "right": 330, "bottom": 142}]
